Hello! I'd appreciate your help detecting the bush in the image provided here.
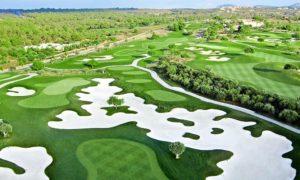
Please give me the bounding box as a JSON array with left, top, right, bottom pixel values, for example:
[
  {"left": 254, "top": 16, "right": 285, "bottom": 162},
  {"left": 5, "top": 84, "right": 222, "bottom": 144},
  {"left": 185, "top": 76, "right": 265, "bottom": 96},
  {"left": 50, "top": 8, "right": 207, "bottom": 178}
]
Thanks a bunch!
[
  {"left": 31, "top": 61, "right": 45, "bottom": 71},
  {"left": 279, "top": 109, "right": 299, "bottom": 123},
  {"left": 83, "top": 60, "right": 98, "bottom": 69},
  {"left": 284, "top": 64, "right": 298, "bottom": 70},
  {"left": 148, "top": 33, "right": 159, "bottom": 40},
  {"left": 244, "top": 47, "right": 255, "bottom": 53},
  {"left": 257, "top": 38, "right": 264, "bottom": 42}
]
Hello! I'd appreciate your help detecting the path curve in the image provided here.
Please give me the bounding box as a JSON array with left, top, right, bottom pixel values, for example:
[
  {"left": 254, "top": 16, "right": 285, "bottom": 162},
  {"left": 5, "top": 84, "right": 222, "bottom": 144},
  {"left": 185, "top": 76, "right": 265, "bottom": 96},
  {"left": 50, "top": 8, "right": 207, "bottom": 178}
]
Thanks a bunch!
[
  {"left": 132, "top": 54, "right": 300, "bottom": 134},
  {"left": 0, "top": 73, "right": 38, "bottom": 90}
]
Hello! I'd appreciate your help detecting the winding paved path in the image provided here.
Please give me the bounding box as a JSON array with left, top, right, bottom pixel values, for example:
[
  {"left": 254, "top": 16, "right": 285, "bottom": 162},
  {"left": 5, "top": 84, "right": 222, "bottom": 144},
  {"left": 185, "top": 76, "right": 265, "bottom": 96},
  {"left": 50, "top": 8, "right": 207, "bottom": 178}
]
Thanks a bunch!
[{"left": 132, "top": 55, "right": 300, "bottom": 134}]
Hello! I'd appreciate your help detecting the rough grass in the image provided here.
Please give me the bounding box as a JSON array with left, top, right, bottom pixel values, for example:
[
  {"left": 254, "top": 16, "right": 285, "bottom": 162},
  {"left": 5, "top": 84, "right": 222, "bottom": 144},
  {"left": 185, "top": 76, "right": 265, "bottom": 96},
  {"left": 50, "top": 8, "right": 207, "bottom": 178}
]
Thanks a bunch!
[
  {"left": 101, "top": 106, "right": 137, "bottom": 116},
  {"left": 76, "top": 139, "right": 168, "bottom": 180},
  {"left": 211, "top": 128, "right": 224, "bottom": 135}
]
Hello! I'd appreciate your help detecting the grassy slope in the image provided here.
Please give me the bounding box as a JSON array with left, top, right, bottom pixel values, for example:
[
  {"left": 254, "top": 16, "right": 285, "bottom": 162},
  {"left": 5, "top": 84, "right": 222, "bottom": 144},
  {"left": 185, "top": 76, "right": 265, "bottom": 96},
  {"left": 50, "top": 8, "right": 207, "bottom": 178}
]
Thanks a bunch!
[
  {"left": 184, "top": 36, "right": 300, "bottom": 98},
  {"left": 77, "top": 138, "right": 168, "bottom": 180}
]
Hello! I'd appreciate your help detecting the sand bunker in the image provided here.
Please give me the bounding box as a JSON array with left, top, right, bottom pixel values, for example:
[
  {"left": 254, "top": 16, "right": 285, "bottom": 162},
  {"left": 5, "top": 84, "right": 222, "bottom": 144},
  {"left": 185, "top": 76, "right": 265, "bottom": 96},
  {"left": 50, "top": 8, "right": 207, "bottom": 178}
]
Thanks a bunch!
[
  {"left": 184, "top": 47, "right": 203, "bottom": 51},
  {"left": 200, "top": 50, "right": 225, "bottom": 56},
  {"left": 48, "top": 78, "right": 296, "bottom": 180},
  {"left": 7, "top": 87, "right": 35, "bottom": 97},
  {"left": 82, "top": 55, "right": 113, "bottom": 62},
  {"left": 207, "top": 56, "right": 230, "bottom": 62},
  {"left": 0, "top": 147, "right": 52, "bottom": 180}
]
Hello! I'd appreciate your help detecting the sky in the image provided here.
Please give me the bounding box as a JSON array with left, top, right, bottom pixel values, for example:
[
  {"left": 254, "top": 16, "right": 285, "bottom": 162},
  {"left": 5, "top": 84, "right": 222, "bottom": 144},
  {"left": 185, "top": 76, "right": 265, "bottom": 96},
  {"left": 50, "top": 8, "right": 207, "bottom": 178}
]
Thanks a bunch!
[{"left": 0, "top": 0, "right": 298, "bottom": 9}]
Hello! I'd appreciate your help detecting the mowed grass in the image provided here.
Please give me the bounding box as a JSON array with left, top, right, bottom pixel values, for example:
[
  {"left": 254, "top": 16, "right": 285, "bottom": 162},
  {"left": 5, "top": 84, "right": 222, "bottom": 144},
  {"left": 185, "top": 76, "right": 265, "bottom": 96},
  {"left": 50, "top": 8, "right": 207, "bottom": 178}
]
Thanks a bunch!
[
  {"left": 184, "top": 36, "right": 300, "bottom": 98},
  {"left": 77, "top": 139, "right": 167, "bottom": 180},
  {"left": 126, "top": 79, "right": 152, "bottom": 83},
  {"left": 146, "top": 90, "right": 187, "bottom": 102},
  {"left": 18, "top": 77, "right": 90, "bottom": 108}
]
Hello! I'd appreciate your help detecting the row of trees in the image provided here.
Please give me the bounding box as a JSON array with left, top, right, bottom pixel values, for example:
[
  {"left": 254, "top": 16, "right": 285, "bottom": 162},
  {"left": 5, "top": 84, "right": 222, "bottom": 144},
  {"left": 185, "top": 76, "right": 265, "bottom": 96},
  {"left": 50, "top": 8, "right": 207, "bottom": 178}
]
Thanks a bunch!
[{"left": 154, "top": 57, "right": 300, "bottom": 126}]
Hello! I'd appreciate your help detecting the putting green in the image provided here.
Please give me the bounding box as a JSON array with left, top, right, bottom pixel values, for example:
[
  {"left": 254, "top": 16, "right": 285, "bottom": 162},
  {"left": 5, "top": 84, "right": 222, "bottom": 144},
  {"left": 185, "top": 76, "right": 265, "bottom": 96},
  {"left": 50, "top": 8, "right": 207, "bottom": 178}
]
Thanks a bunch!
[
  {"left": 76, "top": 139, "right": 167, "bottom": 180},
  {"left": 146, "top": 90, "right": 186, "bottom": 102},
  {"left": 126, "top": 79, "right": 152, "bottom": 83},
  {"left": 18, "top": 78, "right": 90, "bottom": 108},
  {"left": 43, "top": 78, "right": 89, "bottom": 95},
  {"left": 122, "top": 71, "right": 147, "bottom": 75}
]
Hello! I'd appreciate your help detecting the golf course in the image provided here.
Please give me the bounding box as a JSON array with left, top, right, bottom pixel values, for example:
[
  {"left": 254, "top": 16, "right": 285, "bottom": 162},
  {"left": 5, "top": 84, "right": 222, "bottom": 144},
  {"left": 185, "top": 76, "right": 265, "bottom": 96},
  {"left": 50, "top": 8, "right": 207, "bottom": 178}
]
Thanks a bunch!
[{"left": 0, "top": 5, "right": 299, "bottom": 180}]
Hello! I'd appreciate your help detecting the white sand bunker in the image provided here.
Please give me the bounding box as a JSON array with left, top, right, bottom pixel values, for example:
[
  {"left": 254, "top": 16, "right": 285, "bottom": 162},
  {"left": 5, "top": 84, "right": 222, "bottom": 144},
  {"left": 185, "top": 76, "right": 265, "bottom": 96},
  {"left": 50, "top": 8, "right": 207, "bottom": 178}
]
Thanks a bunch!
[
  {"left": 82, "top": 55, "right": 114, "bottom": 62},
  {"left": 7, "top": 87, "right": 35, "bottom": 97},
  {"left": 49, "top": 78, "right": 296, "bottom": 180},
  {"left": 0, "top": 147, "right": 52, "bottom": 180},
  {"left": 207, "top": 56, "right": 230, "bottom": 62},
  {"left": 200, "top": 50, "right": 225, "bottom": 56}
]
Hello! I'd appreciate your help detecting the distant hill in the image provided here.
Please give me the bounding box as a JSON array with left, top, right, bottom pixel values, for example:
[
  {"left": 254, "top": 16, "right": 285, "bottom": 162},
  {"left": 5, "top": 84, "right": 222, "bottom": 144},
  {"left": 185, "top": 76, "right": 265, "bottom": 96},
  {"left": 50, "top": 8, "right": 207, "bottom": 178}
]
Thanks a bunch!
[
  {"left": 288, "top": 3, "right": 300, "bottom": 9},
  {"left": 217, "top": 4, "right": 236, "bottom": 8}
]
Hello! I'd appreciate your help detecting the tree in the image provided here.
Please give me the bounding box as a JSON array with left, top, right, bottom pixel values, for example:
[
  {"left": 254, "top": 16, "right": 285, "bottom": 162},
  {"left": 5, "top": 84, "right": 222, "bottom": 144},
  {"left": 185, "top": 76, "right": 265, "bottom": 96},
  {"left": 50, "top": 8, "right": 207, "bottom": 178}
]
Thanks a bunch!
[
  {"left": 0, "top": 120, "right": 12, "bottom": 138},
  {"left": 169, "top": 142, "right": 185, "bottom": 159},
  {"left": 107, "top": 96, "right": 124, "bottom": 109},
  {"left": 31, "top": 61, "right": 45, "bottom": 71}
]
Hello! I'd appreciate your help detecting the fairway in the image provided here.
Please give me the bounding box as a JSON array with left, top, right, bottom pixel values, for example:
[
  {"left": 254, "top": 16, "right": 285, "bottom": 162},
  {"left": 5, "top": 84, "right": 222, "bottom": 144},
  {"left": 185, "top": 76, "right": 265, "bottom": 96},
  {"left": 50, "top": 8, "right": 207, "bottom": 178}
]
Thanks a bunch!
[
  {"left": 77, "top": 139, "right": 167, "bottom": 180},
  {"left": 146, "top": 90, "right": 187, "bottom": 102},
  {"left": 18, "top": 77, "right": 90, "bottom": 108}
]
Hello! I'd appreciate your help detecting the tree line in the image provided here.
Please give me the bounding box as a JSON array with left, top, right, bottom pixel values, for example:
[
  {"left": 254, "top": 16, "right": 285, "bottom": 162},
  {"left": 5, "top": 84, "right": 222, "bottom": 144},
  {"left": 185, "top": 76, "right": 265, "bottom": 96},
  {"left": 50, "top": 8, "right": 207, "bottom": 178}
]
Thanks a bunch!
[{"left": 154, "top": 56, "right": 300, "bottom": 126}]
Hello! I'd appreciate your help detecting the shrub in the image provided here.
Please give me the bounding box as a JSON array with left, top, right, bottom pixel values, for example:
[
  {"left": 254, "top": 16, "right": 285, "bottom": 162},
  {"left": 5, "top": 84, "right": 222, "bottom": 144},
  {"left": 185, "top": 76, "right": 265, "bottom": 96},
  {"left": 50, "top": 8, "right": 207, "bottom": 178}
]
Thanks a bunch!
[
  {"left": 284, "top": 64, "right": 298, "bottom": 70},
  {"left": 31, "top": 61, "right": 45, "bottom": 71},
  {"left": 257, "top": 38, "right": 264, "bottom": 42},
  {"left": 244, "top": 47, "right": 255, "bottom": 53}
]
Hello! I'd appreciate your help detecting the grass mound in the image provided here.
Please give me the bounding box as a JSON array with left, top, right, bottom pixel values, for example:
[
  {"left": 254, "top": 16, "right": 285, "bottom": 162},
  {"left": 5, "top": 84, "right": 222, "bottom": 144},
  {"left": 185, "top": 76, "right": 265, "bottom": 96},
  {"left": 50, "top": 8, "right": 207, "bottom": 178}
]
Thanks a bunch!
[
  {"left": 76, "top": 139, "right": 167, "bottom": 180},
  {"left": 146, "top": 90, "right": 186, "bottom": 102},
  {"left": 126, "top": 79, "right": 152, "bottom": 83}
]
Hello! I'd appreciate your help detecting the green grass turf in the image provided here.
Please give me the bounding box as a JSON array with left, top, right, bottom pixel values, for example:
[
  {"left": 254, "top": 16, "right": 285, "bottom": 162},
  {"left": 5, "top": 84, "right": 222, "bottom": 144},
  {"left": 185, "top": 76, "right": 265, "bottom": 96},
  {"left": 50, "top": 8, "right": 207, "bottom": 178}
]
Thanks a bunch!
[
  {"left": 0, "top": 72, "right": 17, "bottom": 81},
  {"left": 43, "top": 78, "right": 89, "bottom": 95},
  {"left": 146, "top": 90, "right": 187, "bottom": 102},
  {"left": 76, "top": 139, "right": 167, "bottom": 180},
  {"left": 126, "top": 79, "right": 152, "bottom": 83},
  {"left": 253, "top": 62, "right": 300, "bottom": 86},
  {"left": 184, "top": 37, "right": 300, "bottom": 98},
  {"left": 122, "top": 71, "right": 147, "bottom": 75},
  {"left": 107, "top": 66, "right": 136, "bottom": 71},
  {"left": 18, "top": 77, "right": 90, "bottom": 109}
]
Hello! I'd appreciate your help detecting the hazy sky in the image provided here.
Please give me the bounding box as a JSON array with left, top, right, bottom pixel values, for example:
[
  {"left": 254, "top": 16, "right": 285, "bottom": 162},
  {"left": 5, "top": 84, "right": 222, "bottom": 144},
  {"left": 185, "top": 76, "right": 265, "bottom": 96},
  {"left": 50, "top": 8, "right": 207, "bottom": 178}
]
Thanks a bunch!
[{"left": 0, "top": 0, "right": 298, "bottom": 9}]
